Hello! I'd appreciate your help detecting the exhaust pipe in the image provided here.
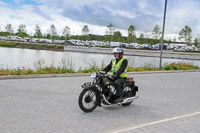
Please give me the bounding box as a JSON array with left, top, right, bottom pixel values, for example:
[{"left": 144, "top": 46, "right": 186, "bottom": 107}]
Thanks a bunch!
[
  {"left": 121, "top": 95, "right": 139, "bottom": 104},
  {"left": 103, "top": 94, "right": 139, "bottom": 105},
  {"left": 102, "top": 94, "right": 111, "bottom": 105}
]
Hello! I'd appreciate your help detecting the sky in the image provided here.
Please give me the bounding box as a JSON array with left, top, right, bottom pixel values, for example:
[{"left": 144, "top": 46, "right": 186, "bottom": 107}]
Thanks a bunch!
[{"left": 0, "top": 0, "right": 200, "bottom": 41}]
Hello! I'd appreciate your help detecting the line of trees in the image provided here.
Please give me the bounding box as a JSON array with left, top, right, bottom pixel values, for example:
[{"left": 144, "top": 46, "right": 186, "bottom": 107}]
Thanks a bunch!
[{"left": 0, "top": 23, "right": 200, "bottom": 47}]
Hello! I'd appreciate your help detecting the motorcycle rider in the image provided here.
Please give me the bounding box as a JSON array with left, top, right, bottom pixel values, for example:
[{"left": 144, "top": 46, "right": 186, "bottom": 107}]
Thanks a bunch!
[{"left": 102, "top": 47, "right": 128, "bottom": 103}]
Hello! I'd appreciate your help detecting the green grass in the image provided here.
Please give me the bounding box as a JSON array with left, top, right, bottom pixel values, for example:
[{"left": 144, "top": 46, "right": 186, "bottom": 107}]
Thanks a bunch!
[
  {"left": 0, "top": 40, "right": 17, "bottom": 47},
  {"left": 0, "top": 40, "right": 63, "bottom": 50},
  {"left": 1, "top": 62, "right": 199, "bottom": 76}
]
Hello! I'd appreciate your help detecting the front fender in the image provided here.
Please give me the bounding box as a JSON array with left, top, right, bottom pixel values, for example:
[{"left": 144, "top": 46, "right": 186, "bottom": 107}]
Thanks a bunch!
[
  {"left": 81, "top": 82, "right": 101, "bottom": 106},
  {"left": 81, "top": 82, "right": 94, "bottom": 89}
]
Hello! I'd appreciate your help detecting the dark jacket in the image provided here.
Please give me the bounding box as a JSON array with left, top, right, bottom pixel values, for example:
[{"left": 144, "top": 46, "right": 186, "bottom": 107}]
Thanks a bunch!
[{"left": 103, "top": 57, "right": 128, "bottom": 78}]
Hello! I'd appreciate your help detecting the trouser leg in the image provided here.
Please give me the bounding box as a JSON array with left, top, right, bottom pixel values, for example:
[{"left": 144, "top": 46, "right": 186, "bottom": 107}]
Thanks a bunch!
[{"left": 114, "top": 78, "right": 125, "bottom": 96}]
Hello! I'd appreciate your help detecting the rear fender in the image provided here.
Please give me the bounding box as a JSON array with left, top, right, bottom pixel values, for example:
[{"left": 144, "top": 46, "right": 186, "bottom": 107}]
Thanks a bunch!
[
  {"left": 133, "top": 86, "right": 138, "bottom": 92},
  {"left": 124, "top": 81, "right": 138, "bottom": 92}
]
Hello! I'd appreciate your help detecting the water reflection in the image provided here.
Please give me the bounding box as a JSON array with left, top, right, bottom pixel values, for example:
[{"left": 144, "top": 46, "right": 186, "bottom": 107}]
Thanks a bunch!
[{"left": 0, "top": 47, "right": 200, "bottom": 71}]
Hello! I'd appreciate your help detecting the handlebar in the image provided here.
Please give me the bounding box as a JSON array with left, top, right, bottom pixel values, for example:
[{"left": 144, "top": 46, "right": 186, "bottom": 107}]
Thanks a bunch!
[{"left": 94, "top": 67, "right": 114, "bottom": 79}]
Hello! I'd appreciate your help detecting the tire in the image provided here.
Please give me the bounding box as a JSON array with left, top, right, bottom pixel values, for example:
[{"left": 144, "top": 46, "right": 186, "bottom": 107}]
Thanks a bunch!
[
  {"left": 78, "top": 89, "right": 98, "bottom": 113},
  {"left": 121, "top": 86, "right": 133, "bottom": 106}
]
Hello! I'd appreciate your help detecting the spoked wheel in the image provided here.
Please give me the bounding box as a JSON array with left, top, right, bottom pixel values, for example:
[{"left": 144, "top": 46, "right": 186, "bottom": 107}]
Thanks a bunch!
[
  {"left": 121, "top": 86, "right": 134, "bottom": 106},
  {"left": 78, "top": 89, "right": 97, "bottom": 113}
]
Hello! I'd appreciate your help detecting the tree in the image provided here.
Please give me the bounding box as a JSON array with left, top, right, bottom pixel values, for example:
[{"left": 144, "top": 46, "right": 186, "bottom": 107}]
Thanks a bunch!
[
  {"left": 17, "top": 24, "right": 27, "bottom": 38},
  {"left": 34, "top": 24, "right": 43, "bottom": 39},
  {"left": 49, "top": 24, "right": 57, "bottom": 43},
  {"left": 82, "top": 25, "right": 89, "bottom": 35},
  {"left": 46, "top": 33, "right": 51, "bottom": 39},
  {"left": 113, "top": 31, "right": 122, "bottom": 42},
  {"left": 0, "top": 25, "right": 3, "bottom": 36},
  {"left": 128, "top": 25, "right": 135, "bottom": 36},
  {"left": 179, "top": 25, "right": 192, "bottom": 43},
  {"left": 173, "top": 36, "right": 177, "bottom": 42},
  {"left": 105, "top": 23, "right": 115, "bottom": 42},
  {"left": 144, "top": 31, "right": 150, "bottom": 38},
  {"left": 82, "top": 25, "right": 90, "bottom": 41},
  {"left": 106, "top": 23, "right": 115, "bottom": 35},
  {"left": 5, "top": 24, "right": 14, "bottom": 34},
  {"left": 139, "top": 33, "right": 144, "bottom": 39},
  {"left": 194, "top": 36, "right": 200, "bottom": 47},
  {"left": 63, "top": 25, "right": 70, "bottom": 40},
  {"left": 152, "top": 25, "right": 162, "bottom": 39},
  {"left": 127, "top": 25, "right": 136, "bottom": 43},
  {"left": 168, "top": 38, "right": 172, "bottom": 44},
  {"left": 138, "top": 33, "right": 145, "bottom": 44}
]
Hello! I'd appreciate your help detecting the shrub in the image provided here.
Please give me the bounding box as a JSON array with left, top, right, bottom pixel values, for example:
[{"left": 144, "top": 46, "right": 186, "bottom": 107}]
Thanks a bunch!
[
  {"left": 25, "top": 69, "right": 35, "bottom": 74},
  {"left": 1, "top": 61, "right": 199, "bottom": 76},
  {"left": 132, "top": 68, "right": 145, "bottom": 71},
  {"left": 0, "top": 70, "right": 11, "bottom": 75},
  {"left": 163, "top": 62, "right": 199, "bottom": 70},
  {"left": 127, "top": 66, "right": 134, "bottom": 72}
]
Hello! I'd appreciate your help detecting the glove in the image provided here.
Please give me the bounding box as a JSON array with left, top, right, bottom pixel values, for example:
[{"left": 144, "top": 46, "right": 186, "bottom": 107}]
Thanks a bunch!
[{"left": 111, "top": 75, "right": 118, "bottom": 80}]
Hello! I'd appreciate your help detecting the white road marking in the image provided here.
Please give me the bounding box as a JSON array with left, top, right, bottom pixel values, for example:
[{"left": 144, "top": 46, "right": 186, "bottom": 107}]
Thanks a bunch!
[{"left": 109, "top": 112, "right": 200, "bottom": 133}]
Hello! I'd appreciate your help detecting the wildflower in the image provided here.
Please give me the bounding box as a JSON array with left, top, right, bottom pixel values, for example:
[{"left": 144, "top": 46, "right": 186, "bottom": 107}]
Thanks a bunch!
[{"left": 170, "top": 62, "right": 175, "bottom": 65}]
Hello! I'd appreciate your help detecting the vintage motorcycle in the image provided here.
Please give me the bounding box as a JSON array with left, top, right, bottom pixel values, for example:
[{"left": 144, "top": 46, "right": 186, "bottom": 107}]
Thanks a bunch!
[{"left": 78, "top": 69, "right": 138, "bottom": 113}]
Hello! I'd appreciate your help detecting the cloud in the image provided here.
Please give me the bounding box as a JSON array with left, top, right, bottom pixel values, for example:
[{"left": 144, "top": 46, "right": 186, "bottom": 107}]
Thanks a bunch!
[
  {"left": 103, "top": 7, "right": 136, "bottom": 19},
  {"left": 31, "top": 0, "right": 152, "bottom": 28},
  {"left": 0, "top": 1, "right": 8, "bottom": 6},
  {"left": 165, "top": 0, "right": 200, "bottom": 37},
  {"left": 13, "top": 0, "right": 24, "bottom": 4},
  {"left": 0, "top": 0, "right": 200, "bottom": 40}
]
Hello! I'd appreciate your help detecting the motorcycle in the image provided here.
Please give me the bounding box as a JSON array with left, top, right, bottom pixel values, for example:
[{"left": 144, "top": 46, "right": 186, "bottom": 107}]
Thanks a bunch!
[{"left": 78, "top": 69, "right": 139, "bottom": 113}]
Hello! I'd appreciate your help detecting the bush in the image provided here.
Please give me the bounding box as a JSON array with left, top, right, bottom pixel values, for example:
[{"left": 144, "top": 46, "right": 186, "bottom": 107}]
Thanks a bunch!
[
  {"left": 25, "top": 69, "right": 35, "bottom": 74},
  {"left": 1, "top": 62, "right": 199, "bottom": 76},
  {"left": 163, "top": 62, "right": 199, "bottom": 70},
  {"left": 135, "top": 68, "right": 145, "bottom": 71},
  {"left": 127, "top": 66, "right": 134, "bottom": 72},
  {"left": 0, "top": 70, "right": 11, "bottom": 75},
  {"left": 77, "top": 68, "right": 95, "bottom": 73}
]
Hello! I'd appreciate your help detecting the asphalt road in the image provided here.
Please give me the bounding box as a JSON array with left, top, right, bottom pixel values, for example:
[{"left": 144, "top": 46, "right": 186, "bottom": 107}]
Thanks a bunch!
[{"left": 0, "top": 72, "right": 200, "bottom": 133}]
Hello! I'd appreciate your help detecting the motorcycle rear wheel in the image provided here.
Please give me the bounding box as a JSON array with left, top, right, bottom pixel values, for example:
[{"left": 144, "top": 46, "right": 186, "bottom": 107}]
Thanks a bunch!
[
  {"left": 121, "top": 86, "right": 133, "bottom": 106},
  {"left": 78, "top": 89, "right": 98, "bottom": 113}
]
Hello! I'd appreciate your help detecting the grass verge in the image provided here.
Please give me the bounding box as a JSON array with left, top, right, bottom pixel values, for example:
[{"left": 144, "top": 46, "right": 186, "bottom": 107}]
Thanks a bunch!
[
  {"left": 0, "top": 62, "right": 199, "bottom": 76},
  {"left": 0, "top": 40, "right": 63, "bottom": 51}
]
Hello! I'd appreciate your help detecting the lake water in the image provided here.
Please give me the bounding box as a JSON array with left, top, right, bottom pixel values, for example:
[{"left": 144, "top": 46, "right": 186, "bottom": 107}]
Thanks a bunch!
[{"left": 0, "top": 47, "right": 200, "bottom": 71}]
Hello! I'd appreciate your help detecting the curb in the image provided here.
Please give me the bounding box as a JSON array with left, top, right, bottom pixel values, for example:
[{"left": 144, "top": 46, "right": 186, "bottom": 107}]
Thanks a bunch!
[
  {"left": 128, "top": 70, "right": 200, "bottom": 74},
  {"left": 0, "top": 73, "right": 90, "bottom": 80},
  {"left": 0, "top": 70, "right": 200, "bottom": 80}
]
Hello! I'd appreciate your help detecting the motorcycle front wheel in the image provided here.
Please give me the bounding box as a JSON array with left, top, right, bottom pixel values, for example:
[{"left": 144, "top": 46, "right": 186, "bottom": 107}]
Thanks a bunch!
[{"left": 78, "top": 89, "right": 98, "bottom": 113}]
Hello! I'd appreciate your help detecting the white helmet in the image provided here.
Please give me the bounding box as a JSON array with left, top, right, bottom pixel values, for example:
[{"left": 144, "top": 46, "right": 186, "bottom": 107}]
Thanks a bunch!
[{"left": 112, "top": 47, "right": 124, "bottom": 57}]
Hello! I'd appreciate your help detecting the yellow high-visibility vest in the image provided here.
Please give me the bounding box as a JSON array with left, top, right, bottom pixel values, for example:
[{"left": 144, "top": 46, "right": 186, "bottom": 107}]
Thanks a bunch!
[{"left": 111, "top": 57, "right": 127, "bottom": 78}]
